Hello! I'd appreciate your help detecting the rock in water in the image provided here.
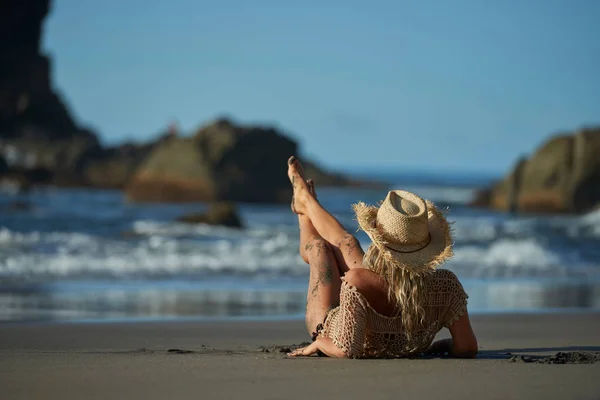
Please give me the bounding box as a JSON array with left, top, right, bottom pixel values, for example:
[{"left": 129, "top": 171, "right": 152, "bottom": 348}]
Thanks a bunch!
[
  {"left": 177, "top": 202, "right": 243, "bottom": 228},
  {"left": 471, "top": 127, "right": 600, "bottom": 214},
  {"left": 126, "top": 118, "right": 297, "bottom": 203}
]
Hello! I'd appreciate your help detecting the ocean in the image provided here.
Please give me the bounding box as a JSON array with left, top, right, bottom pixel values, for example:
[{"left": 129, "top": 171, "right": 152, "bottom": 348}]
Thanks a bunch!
[{"left": 1, "top": 169, "right": 600, "bottom": 323}]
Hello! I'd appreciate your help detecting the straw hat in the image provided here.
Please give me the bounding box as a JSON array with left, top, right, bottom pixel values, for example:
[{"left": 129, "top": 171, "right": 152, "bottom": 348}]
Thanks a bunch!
[{"left": 353, "top": 190, "right": 453, "bottom": 275}]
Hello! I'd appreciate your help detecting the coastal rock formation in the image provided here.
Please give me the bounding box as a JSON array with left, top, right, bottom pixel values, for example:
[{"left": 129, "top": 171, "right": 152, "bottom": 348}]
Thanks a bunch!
[
  {"left": 0, "top": 1, "right": 358, "bottom": 195},
  {"left": 0, "top": 1, "right": 173, "bottom": 190},
  {"left": 0, "top": 0, "right": 100, "bottom": 186},
  {"left": 0, "top": 154, "right": 7, "bottom": 175},
  {"left": 80, "top": 138, "right": 167, "bottom": 189},
  {"left": 177, "top": 202, "right": 243, "bottom": 228},
  {"left": 126, "top": 118, "right": 298, "bottom": 203},
  {"left": 472, "top": 127, "right": 600, "bottom": 213}
]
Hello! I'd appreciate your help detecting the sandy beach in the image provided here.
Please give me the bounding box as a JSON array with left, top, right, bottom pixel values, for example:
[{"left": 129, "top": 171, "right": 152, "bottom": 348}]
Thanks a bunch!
[{"left": 1, "top": 313, "right": 599, "bottom": 400}]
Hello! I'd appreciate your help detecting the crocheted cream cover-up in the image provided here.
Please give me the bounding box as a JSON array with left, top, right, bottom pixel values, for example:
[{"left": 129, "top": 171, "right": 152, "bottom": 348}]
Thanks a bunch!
[{"left": 319, "top": 269, "right": 468, "bottom": 359}]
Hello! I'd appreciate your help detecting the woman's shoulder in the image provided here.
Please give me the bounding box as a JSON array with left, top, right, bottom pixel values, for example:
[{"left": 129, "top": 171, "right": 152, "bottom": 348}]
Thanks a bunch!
[
  {"left": 431, "top": 269, "right": 460, "bottom": 280},
  {"left": 424, "top": 269, "right": 466, "bottom": 295}
]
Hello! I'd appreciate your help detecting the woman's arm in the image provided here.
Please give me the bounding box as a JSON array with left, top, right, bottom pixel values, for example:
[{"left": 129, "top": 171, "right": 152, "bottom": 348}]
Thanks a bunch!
[
  {"left": 427, "top": 313, "right": 478, "bottom": 358},
  {"left": 448, "top": 311, "right": 478, "bottom": 358}
]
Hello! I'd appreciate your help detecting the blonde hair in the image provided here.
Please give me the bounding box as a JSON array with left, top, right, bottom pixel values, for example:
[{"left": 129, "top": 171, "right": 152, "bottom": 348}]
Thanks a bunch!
[{"left": 363, "top": 244, "right": 431, "bottom": 350}]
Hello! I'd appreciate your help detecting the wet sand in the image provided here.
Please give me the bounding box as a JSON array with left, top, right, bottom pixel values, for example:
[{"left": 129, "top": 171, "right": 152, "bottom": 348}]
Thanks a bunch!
[{"left": 1, "top": 313, "right": 600, "bottom": 400}]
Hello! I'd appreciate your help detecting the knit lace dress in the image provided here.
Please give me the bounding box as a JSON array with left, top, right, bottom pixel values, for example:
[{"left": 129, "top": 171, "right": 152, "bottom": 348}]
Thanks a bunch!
[{"left": 319, "top": 269, "right": 468, "bottom": 358}]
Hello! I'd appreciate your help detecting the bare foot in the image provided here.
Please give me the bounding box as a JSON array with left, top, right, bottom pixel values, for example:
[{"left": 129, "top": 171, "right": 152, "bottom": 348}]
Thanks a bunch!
[
  {"left": 307, "top": 179, "right": 317, "bottom": 200},
  {"left": 288, "top": 156, "right": 311, "bottom": 215},
  {"left": 296, "top": 179, "right": 317, "bottom": 215}
]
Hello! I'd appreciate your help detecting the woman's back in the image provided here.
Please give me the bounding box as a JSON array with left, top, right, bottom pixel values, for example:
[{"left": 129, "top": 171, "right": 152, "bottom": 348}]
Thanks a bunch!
[{"left": 319, "top": 269, "right": 468, "bottom": 358}]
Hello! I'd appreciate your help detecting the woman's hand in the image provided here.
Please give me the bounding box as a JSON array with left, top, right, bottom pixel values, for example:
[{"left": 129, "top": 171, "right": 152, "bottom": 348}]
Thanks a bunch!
[
  {"left": 425, "top": 338, "right": 453, "bottom": 356},
  {"left": 287, "top": 337, "right": 348, "bottom": 358},
  {"left": 288, "top": 341, "right": 320, "bottom": 357},
  {"left": 425, "top": 336, "right": 477, "bottom": 358}
]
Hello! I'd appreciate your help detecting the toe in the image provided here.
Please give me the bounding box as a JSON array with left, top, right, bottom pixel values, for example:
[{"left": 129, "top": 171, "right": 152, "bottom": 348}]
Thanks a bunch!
[{"left": 287, "top": 157, "right": 304, "bottom": 182}]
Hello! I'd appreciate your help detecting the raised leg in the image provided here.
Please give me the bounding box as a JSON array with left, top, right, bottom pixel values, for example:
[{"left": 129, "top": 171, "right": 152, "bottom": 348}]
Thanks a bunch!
[
  {"left": 294, "top": 178, "right": 342, "bottom": 334},
  {"left": 288, "top": 157, "right": 365, "bottom": 273},
  {"left": 298, "top": 179, "right": 318, "bottom": 263}
]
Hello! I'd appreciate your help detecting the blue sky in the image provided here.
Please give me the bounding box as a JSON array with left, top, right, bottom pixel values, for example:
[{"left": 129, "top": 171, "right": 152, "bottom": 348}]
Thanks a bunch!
[{"left": 43, "top": 0, "right": 599, "bottom": 173}]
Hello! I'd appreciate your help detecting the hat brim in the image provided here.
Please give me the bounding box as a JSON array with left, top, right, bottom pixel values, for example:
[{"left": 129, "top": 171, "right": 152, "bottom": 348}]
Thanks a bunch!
[{"left": 352, "top": 200, "right": 453, "bottom": 274}]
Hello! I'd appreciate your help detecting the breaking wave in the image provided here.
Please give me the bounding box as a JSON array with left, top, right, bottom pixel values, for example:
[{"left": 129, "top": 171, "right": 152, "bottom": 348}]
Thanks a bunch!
[{"left": 1, "top": 205, "right": 599, "bottom": 282}]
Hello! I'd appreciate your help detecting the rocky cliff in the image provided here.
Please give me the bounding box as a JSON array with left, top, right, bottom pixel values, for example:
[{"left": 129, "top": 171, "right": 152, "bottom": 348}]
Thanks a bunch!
[
  {"left": 125, "top": 119, "right": 297, "bottom": 203},
  {"left": 0, "top": 0, "right": 101, "bottom": 186},
  {"left": 472, "top": 127, "right": 600, "bottom": 214},
  {"left": 0, "top": 1, "right": 358, "bottom": 198}
]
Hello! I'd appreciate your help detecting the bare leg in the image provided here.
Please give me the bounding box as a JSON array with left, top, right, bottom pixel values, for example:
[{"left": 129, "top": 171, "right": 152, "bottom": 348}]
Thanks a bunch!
[
  {"left": 300, "top": 180, "right": 359, "bottom": 274},
  {"left": 302, "top": 230, "right": 341, "bottom": 336},
  {"left": 298, "top": 180, "right": 318, "bottom": 263},
  {"left": 288, "top": 157, "right": 365, "bottom": 273},
  {"left": 292, "top": 179, "right": 342, "bottom": 334}
]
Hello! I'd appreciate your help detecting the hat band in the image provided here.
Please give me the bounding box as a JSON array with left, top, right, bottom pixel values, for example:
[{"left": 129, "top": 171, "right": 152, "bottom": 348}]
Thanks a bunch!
[{"left": 383, "top": 234, "right": 431, "bottom": 254}]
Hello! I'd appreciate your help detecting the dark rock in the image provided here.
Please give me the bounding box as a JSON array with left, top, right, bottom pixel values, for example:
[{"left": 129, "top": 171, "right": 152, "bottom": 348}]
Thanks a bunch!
[
  {"left": 0, "top": 0, "right": 100, "bottom": 187},
  {"left": 177, "top": 202, "right": 243, "bottom": 228},
  {"left": 0, "top": 155, "right": 7, "bottom": 175},
  {"left": 0, "top": 165, "right": 53, "bottom": 193},
  {"left": 0, "top": 2, "right": 367, "bottom": 194},
  {"left": 126, "top": 118, "right": 298, "bottom": 203},
  {"left": 0, "top": 135, "right": 100, "bottom": 186},
  {"left": 0, "top": 0, "right": 83, "bottom": 138},
  {"left": 80, "top": 139, "right": 162, "bottom": 189},
  {"left": 471, "top": 127, "right": 600, "bottom": 214},
  {"left": 0, "top": 171, "right": 31, "bottom": 193},
  {"left": 126, "top": 118, "right": 369, "bottom": 203}
]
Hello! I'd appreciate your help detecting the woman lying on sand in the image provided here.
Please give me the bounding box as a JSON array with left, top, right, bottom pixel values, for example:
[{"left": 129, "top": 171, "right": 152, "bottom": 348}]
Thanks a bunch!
[{"left": 286, "top": 156, "right": 478, "bottom": 359}]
